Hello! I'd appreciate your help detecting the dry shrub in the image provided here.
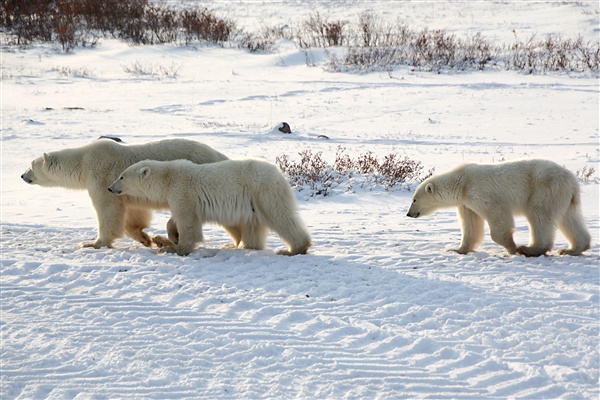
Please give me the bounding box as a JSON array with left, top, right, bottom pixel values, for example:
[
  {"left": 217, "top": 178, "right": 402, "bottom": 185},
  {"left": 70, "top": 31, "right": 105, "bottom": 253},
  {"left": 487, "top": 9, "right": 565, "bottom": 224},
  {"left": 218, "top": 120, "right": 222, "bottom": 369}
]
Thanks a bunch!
[
  {"left": 328, "top": 13, "right": 497, "bottom": 73},
  {"left": 296, "top": 11, "right": 348, "bottom": 48},
  {"left": 507, "top": 31, "right": 600, "bottom": 74},
  {"left": 239, "top": 26, "right": 284, "bottom": 53},
  {"left": 145, "top": 4, "right": 179, "bottom": 44},
  {"left": 576, "top": 165, "right": 597, "bottom": 183},
  {"left": 1, "top": 4, "right": 597, "bottom": 73},
  {"left": 276, "top": 150, "right": 335, "bottom": 196},
  {"left": 181, "top": 8, "right": 235, "bottom": 45},
  {"left": 0, "top": 0, "right": 235, "bottom": 50},
  {"left": 1, "top": 0, "right": 56, "bottom": 44},
  {"left": 276, "top": 147, "right": 433, "bottom": 196},
  {"left": 325, "top": 12, "right": 597, "bottom": 74}
]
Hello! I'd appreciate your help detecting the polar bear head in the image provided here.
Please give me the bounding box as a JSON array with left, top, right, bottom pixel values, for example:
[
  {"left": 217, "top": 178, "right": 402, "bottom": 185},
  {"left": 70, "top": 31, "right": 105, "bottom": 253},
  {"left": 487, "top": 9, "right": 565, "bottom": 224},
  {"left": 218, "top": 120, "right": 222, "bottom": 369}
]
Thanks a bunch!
[
  {"left": 21, "top": 153, "right": 65, "bottom": 187},
  {"left": 406, "top": 178, "right": 444, "bottom": 218},
  {"left": 108, "top": 162, "right": 153, "bottom": 197}
]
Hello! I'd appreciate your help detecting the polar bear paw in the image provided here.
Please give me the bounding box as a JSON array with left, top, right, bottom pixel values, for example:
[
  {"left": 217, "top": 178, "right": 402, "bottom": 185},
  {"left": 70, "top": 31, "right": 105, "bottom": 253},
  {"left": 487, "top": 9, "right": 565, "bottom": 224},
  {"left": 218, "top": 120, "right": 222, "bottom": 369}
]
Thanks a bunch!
[
  {"left": 78, "top": 239, "right": 113, "bottom": 249},
  {"left": 516, "top": 245, "right": 548, "bottom": 257},
  {"left": 557, "top": 247, "right": 585, "bottom": 256},
  {"left": 151, "top": 234, "right": 175, "bottom": 248},
  {"left": 448, "top": 247, "right": 472, "bottom": 255}
]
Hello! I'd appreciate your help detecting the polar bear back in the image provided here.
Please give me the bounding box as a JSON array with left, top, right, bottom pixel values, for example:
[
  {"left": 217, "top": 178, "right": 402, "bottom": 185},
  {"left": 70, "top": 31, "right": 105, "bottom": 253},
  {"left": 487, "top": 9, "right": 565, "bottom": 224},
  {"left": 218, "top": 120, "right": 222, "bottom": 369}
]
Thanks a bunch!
[
  {"left": 82, "top": 139, "right": 228, "bottom": 183},
  {"left": 457, "top": 159, "right": 578, "bottom": 209},
  {"left": 143, "top": 159, "right": 297, "bottom": 227},
  {"left": 34, "top": 138, "right": 227, "bottom": 192}
]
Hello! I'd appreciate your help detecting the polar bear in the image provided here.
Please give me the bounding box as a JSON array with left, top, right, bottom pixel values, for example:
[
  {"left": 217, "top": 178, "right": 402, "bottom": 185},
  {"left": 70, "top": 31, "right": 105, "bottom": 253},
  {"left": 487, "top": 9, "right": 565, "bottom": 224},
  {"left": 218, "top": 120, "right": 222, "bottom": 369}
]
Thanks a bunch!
[
  {"left": 21, "top": 138, "right": 228, "bottom": 249},
  {"left": 406, "top": 159, "right": 591, "bottom": 257},
  {"left": 108, "top": 159, "right": 312, "bottom": 256}
]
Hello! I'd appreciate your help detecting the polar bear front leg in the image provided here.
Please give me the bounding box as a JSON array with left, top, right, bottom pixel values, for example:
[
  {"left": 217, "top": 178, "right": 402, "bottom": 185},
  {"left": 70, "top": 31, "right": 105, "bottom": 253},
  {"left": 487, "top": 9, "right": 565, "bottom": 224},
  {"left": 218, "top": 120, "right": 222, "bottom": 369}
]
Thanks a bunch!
[
  {"left": 79, "top": 191, "right": 125, "bottom": 249},
  {"left": 157, "top": 208, "right": 203, "bottom": 256},
  {"left": 450, "top": 206, "right": 484, "bottom": 254}
]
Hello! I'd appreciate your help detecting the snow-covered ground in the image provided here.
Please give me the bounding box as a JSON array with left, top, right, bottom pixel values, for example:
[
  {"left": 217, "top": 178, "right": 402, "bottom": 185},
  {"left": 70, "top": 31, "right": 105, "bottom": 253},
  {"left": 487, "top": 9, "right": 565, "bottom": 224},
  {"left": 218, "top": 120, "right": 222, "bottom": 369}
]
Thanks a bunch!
[{"left": 2, "top": 1, "right": 599, "bottom": 399}]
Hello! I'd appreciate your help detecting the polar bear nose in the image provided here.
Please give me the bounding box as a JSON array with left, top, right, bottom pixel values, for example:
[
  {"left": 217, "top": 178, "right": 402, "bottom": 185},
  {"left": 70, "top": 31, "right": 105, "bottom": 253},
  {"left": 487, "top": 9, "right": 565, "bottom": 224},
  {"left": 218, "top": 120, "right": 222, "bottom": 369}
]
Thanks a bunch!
[{"left": 108, "top": 186, "right": 120, "bottom": 194}]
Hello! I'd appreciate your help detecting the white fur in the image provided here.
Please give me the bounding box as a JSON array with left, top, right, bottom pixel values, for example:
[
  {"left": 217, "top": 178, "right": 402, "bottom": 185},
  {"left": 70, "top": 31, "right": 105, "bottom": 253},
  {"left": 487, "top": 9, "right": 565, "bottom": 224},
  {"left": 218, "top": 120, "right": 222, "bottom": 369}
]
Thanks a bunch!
[
  {"left": 407, "top": 159, "right": 591, "bottom": 257},
  {"left": 21, "top": 139, "right": 228, "bottom": 248},
  {"left": 108, "top": 159, "right": 312, "bottom": 256}
]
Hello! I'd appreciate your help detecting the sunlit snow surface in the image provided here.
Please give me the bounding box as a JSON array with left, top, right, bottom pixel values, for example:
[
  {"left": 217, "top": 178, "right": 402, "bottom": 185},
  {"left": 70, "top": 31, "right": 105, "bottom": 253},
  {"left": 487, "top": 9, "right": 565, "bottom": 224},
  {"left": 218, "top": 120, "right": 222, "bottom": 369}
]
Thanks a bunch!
[{"left": 2, "top": 1, "right": 599, "bottom": 398}]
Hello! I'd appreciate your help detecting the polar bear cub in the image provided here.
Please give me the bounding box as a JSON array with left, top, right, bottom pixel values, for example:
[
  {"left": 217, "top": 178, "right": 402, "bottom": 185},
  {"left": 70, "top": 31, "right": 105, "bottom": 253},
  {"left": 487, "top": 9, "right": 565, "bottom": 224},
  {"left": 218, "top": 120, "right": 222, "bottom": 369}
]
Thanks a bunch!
[
  {"left": 407, "top": 159, "right": 591, "bottom": 257},
  {"left": 108, "top": 159, "right": 312, "bottom": 256}
]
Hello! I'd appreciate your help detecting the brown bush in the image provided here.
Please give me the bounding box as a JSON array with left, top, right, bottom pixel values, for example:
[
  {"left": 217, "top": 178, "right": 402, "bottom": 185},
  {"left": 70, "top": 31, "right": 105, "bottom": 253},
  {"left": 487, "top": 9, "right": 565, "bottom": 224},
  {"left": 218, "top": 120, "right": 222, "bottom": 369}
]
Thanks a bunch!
[
  {"left": 296, "top": 11, "right": 348, "bottom": 48},
  {"left": 276, "top": 147, "right": 433, "bottom": 196},
  {"left": 0, "top": 0, "right": 235, "bottom": 49},
  {"left": 181, "top": 8, "right": 235, "bottom": 45},
  {"left": 1, "top": 3, "right": 597, "bottom": 73}
]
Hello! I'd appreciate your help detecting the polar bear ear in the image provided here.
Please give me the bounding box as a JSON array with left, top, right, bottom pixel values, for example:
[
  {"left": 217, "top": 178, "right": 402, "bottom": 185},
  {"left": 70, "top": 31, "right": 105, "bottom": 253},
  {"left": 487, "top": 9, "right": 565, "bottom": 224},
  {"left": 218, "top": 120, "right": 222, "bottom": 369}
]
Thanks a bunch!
[
  {"left": 425, "top": 182, "right": 434, "bottom": 194},
  {"left": 42, "top": 153, "right": 54, "bottom": 167},
  {"left": 140, "top": 166, "right": 151, "bottom": 177}
]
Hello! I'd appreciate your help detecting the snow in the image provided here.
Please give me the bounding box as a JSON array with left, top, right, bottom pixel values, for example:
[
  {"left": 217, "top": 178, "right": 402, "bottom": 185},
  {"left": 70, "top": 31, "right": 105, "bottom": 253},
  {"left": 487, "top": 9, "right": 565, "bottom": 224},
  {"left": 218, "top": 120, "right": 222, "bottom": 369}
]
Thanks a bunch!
[{"left": 2, "top": 1, "right": 599, "bottom": 399}]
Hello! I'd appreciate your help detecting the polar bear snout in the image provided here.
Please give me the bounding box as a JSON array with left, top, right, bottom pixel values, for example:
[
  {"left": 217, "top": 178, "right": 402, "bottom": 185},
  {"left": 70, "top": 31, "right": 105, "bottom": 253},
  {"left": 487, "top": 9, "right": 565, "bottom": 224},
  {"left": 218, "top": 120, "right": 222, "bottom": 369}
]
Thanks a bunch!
[
  {"left": 21, "top": 170, "right": 34, "bottom": 184},
  {"left": 108, "top": 176, "right": 125, "bottom": 195},
  {"left": 407, "top": 211, "right": 420, "bottom": 218},
  {"left": 107, "top": 184, "right": 122, "bottom": 195},
  {"left": 406, "top": 202, "right": 421, "bottom": 218},
  {"left": 21, "top": 174, "right": 33, "bottom": 184},
  {"left": 107, "top": 186, "right": 121, "bottom": 195}
]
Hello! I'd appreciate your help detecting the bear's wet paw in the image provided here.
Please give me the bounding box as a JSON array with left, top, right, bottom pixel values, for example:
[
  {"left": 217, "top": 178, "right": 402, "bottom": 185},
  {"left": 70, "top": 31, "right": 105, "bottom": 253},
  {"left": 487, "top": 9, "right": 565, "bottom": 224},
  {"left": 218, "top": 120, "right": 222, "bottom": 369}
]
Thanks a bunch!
[
  {"left": 516, "top": 245, "right": 547, "bottom": 257},
  {"left": 152, "top": 235, "right": 174, "bottom": 248}
]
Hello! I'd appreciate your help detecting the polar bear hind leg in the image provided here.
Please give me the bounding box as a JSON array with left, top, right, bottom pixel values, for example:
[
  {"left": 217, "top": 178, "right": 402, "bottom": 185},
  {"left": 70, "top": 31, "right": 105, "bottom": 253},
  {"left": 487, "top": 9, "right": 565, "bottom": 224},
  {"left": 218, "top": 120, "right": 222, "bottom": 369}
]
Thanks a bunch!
[
  {"left": 238, "top": 220, "right": 268, "bottom": 250},
  {"left": 485, "top": 207, "right": 518, "bottom": 255},
  {"left": 251, "top": 188, "right": 311, "bottom": 255},
  {"left": 517, "top": 212, "right": 555, "bottom": 257},
  {"left": 262, "top": 212, "right": 311, "bottom": 256},
  {"left": 557, "top": 201, "right": 591, "bottom": 256},
  {"left": 518, "top": 183, "right": 568, "bottom": 257},
  {"left": 151, "top": 218, "right": 178, "bottom": 249},
  {"left": 124, "top": 207, "right": 153, "bottom": 247},
  {"left": 274, "top": 222, "right": 312, "bottom": 256}
]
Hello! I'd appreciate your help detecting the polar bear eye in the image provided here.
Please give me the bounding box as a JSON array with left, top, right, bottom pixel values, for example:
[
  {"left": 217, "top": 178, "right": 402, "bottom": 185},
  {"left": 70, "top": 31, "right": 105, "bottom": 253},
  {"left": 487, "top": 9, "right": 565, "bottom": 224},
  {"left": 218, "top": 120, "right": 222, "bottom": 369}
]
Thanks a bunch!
[{"left": 119, "top": 176, "right": 123, "bottom": 180}]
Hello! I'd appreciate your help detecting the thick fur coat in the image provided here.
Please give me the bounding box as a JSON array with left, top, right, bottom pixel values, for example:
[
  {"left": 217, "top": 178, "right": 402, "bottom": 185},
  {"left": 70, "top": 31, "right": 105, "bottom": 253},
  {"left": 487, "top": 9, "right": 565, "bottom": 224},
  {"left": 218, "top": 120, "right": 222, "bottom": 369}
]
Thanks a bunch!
[
  {"left": 407, "top": 159, "right": 591, "bottom": 256},
  {"left": 21, "top": 138, "right": 228, "bottom": 248},
  {"left": 108, "top": 159, "right": 312, "bottom": 256}
]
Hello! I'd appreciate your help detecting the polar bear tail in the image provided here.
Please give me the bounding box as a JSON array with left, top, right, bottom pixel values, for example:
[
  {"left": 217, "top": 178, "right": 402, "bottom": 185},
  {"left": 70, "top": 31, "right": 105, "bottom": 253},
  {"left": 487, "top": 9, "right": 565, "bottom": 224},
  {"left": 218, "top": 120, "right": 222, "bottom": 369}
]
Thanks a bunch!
[{"left": 557, "top": 190, "right": 592, "bottom": 256}]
